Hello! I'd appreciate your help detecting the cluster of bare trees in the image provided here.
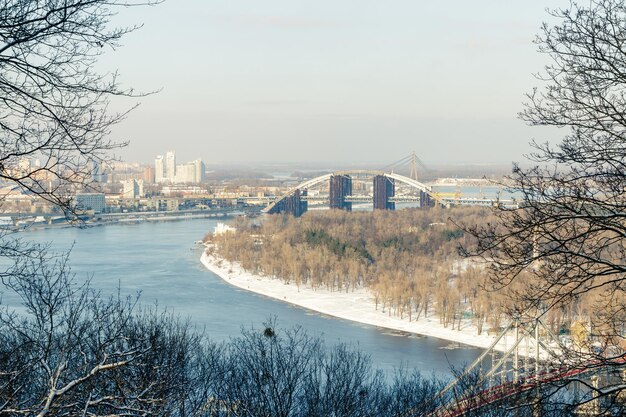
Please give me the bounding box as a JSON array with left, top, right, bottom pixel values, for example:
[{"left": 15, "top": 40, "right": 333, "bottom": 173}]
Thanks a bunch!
[
  {"left": 0, "top": 2, "right": 457, "bottom": 415},
  {"left": 209, "top": 208, "right": 519, "bottom": 335},
  {"left": 0, "top": 0, "right": 159, "bottom": 211},
  {"left": 0, "top": 249, "right": 217, "bottom": 415},
  {"left": 0, "top": 262, "right": 587, "bottom": 417},
  {"left": 0, "top": 250, "right": 450, "bottom": 416},
  {"left": 460, "top": 0, "right": 626, "bottom": 408},
  {"left": 466, "top": 0, "right": 626, "bottom": 350},
  {"left": 3, "top": 0, "right": 626, "bottom": 413},
  {"left": 212, "top": 201, "right": 626, "bottom": 345},
  {"left": 0, "top": 1, "right": 180, "bottom": 412}
]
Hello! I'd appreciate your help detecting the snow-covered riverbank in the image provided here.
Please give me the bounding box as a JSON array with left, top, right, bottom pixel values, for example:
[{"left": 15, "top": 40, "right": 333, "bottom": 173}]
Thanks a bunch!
[{"left": 200, "top": 251, "right": 503, "bottom": 350}]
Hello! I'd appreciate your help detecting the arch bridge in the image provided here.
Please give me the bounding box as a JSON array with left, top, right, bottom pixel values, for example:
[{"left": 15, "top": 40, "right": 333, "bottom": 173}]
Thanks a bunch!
[{"left": 263, "top": 170, "right": 443, "bottom": 217}]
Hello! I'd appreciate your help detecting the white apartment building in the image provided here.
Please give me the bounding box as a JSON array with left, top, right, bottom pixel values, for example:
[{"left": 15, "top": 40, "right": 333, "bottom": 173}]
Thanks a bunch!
[
  {"left": 192, "top": 159, "right": 205, "bottom": 183},
  {"left": 121, "top": 179, "right": 144, "bottom": 198},
  {"left": 155, "top": 155, "right": 165, "bottom": 183},
  {"left": 174, "top": 159, "right": 205, "bottom": 183},
  {"left": 156, "top": 151, "right": 205, "bottom": 184},
  {"left": 174, "top": 163, "right": 195, "bottom": 183},
  {"left": 165, "top": 151, "right": 176, "bottom": 182}
]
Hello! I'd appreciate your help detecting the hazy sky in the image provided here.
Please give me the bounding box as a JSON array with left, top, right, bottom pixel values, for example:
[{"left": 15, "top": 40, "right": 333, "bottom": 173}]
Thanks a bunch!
[{"left": 101, "top": 0, "right": 569, "bottom": 166}]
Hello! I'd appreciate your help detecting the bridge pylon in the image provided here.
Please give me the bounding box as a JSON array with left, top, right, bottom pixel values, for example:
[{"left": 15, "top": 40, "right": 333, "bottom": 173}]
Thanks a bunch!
[{"left": 385, "top": 151, "right": 429, "bottom": 182}]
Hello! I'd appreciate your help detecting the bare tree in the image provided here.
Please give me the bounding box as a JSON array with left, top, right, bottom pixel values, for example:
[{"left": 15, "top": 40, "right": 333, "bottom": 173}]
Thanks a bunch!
[
  {"left": 0, "top": 248, "right": 219, "bottom": 416},
  {"left": 213, "top": 321, "right": 449, "bottom": 417},
  {"left": 216, "top": 321, "right": 322, "bottom": 417},
  {"left": 0, "top": 2, "right": 229, "bottom": 415},
  {"left": 465, "top": 0, "right": 626, "bottom": 411},
  {"left": 0, "top": 0, "right": 159, "bottom": 328},
  {"left": 0, "top": 0, "right": 157, "bottom": 211}
]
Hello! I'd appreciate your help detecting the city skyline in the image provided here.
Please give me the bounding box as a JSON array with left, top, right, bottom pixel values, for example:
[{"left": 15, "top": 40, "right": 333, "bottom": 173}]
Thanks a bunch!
[{"left": 154, "top": 150, "right": 206, "bottom": 184}]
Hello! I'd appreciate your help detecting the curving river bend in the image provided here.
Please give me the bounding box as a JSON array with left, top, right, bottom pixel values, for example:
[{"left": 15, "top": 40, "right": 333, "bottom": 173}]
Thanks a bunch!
[{"left": 14, "top": 217, "right": 484, "bottom": 378}]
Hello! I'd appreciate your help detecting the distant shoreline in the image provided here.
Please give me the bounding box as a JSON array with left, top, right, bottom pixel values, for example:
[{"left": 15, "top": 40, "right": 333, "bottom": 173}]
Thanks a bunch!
[
  {"left": 200, "top": 250, "right": 504, "bottom": 350},
  {"left": 6, "top": 211, "right": 237, "bottom": 233}
]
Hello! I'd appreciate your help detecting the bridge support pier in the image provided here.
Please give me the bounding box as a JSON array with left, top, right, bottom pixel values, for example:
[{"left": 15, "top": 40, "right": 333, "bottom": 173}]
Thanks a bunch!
[
  {"left": 419, "top": 191, "right": 434, "bottom": 208},
  {"left": 329, "top": 175, "right": 352, "bottom": 211},
  {"left": 373, "top": 175, "right": 394, "bottom": 210},
  {"left": 266, "top": 188, "right": 307, "bottom": 217}
]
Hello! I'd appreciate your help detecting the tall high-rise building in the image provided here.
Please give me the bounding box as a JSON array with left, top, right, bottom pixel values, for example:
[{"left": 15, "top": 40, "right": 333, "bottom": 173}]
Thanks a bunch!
[
  {"left": 192, "top": 159, "right": 205, "bottom": 183},
  {"left": 155, "top": 155, "right": 164, "bottom": 183},
  {"left": 165, "top": 151, "right": 176, "bottom": 182}
]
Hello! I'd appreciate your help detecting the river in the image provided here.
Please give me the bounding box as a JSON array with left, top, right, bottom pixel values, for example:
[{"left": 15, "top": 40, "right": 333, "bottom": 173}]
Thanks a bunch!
[{"left": 12, "top": 217, "right": 484, "bottom": 379}]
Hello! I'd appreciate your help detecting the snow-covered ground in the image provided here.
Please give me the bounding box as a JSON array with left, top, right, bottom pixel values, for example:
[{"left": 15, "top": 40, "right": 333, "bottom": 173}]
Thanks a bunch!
[{"left": 200, "top": 251, "right": 508, "bottom": 350}]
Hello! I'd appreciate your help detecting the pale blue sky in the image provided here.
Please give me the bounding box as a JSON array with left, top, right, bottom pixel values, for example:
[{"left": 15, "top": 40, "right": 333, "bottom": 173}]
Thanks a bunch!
[{"left": 102, "top": 0, "right": 569, "bottom": 166}]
